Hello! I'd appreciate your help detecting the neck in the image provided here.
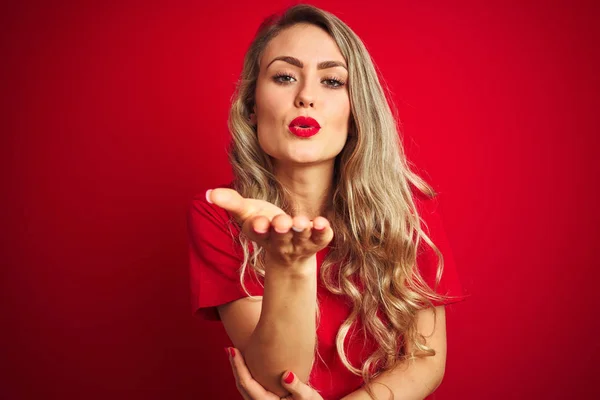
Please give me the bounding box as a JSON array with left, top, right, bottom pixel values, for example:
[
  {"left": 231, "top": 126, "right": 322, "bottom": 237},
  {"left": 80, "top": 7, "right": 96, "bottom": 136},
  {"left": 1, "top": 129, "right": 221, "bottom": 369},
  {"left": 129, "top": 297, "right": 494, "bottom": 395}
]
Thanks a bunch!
[{"left": 273, "top": 161, "right": 334, "bottom": 219}]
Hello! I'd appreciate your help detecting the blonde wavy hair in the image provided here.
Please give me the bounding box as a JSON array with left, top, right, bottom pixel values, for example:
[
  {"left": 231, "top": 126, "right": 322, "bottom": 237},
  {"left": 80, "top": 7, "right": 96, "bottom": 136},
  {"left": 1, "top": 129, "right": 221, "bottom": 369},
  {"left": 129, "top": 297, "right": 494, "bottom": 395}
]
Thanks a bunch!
[{"left": 226, "top": 3, "right": 458, "bottom": 397}]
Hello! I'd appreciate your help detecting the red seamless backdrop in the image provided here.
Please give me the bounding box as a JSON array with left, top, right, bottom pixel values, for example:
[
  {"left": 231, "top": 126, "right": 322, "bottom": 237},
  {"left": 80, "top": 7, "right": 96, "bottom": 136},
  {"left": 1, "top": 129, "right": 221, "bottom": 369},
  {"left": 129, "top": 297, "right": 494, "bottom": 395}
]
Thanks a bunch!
[{"left": 2, "top": 0, "right": 599, "bottom": 399}]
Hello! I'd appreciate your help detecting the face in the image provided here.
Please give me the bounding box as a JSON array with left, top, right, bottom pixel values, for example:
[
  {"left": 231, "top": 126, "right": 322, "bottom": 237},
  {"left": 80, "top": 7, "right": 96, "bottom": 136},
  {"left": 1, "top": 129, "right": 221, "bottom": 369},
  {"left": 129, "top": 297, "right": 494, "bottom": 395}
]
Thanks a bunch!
[{"left": 253, "top": 23, "right": 351, "bottom": 167}]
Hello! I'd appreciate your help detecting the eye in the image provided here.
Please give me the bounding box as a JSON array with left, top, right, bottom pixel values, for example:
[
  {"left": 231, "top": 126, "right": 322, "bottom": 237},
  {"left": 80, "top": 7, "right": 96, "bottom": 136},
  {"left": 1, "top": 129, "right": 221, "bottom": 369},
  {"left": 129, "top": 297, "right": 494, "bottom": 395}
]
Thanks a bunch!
[
  {"left": 272, "top": 73, "right": 346, "bottom": 88},
  {"left": 273, "top": 73, "right": 297, "bottom": 84},
  {"left": 322, "top": 77, "right": 346, "bottom": 88}
]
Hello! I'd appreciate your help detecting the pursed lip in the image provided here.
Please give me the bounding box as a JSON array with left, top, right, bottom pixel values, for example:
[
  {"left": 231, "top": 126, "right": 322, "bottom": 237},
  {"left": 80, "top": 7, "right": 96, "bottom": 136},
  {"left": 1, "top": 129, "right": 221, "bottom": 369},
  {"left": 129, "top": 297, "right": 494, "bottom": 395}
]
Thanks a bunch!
[{"left": 289, "top": 116, "right": 321, "bottom": 129}]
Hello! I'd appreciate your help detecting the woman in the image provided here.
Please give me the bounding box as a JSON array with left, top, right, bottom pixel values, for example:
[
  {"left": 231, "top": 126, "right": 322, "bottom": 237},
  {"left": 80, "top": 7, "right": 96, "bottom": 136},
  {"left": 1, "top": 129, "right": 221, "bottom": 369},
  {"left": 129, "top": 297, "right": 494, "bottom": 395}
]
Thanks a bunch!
[{"left": 188, "top": 4, "right": 466, "bottom": 399}]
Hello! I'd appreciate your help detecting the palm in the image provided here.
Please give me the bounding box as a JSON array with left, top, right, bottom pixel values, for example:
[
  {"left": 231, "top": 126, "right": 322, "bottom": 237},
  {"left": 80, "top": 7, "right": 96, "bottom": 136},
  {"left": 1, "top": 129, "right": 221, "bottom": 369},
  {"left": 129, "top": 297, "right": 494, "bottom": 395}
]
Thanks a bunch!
[
  {"left": 238, "top": 197, "right": 286, "bottom": 224},
  {"left": 207, "top": 187, "right": 333, "bottom": 267}
]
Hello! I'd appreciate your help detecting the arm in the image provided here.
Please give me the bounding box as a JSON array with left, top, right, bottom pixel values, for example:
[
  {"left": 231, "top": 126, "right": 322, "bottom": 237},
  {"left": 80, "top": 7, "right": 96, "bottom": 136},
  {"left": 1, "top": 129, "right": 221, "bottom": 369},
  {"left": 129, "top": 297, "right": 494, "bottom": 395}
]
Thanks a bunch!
[
  {"left": 342, "top": 306, "right": 448, "bottom": 400},
  {"left": 219, "top": 256, "right": 318, "bottom": 397},
  {"left": 207, "top": 188, "right": 332, "bottom": 397}
]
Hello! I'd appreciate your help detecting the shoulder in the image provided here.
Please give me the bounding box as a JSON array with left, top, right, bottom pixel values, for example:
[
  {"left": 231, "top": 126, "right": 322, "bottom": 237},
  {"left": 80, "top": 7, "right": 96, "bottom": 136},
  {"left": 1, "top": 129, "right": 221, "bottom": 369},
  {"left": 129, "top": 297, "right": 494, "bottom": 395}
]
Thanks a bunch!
[{"left": 188, "top": 182, "right": 239, "bottom": 237}]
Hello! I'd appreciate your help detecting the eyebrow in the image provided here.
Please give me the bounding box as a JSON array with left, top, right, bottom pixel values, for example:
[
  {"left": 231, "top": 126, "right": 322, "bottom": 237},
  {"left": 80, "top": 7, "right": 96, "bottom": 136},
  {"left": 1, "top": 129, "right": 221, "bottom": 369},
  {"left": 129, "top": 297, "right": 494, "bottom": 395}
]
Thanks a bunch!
[{"left": 266, "top": 56, "right": 347, "bottom": 70}]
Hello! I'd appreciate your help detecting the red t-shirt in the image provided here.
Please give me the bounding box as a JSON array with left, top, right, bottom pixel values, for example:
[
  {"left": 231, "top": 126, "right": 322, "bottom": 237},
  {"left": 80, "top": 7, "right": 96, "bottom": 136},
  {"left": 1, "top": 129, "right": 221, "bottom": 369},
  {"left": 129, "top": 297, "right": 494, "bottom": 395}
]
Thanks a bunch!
[{"left": 187, "top": 185, "right": 466, "bottom": 400}]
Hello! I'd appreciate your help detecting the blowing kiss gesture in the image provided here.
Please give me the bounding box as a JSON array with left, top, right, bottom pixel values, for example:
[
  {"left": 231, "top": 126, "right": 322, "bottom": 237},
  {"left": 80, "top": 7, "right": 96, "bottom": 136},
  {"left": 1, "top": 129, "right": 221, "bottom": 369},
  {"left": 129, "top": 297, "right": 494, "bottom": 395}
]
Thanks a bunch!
[
  {"left": 206, "top": 188, "right": 334, "bottom": 273},
  {"left": 206, "top": 187, "right": 332, "bottom": 399}
]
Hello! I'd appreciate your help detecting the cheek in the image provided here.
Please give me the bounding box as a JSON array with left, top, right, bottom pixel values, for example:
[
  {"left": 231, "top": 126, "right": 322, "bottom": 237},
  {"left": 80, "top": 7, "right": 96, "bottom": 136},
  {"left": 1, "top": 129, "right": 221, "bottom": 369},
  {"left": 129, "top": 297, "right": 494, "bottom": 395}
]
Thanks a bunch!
[
  {"left": 255, "top": 82, "right": 285, "bottom": 120},
  {"left": 256, "top": 132, "right": 276, "bottom": 158},
  {"left": 335, "top": 96, "right": 351, "bottom": 147},
  {"left": 333, "top": 95, "right": 351, "bottom": 131}
]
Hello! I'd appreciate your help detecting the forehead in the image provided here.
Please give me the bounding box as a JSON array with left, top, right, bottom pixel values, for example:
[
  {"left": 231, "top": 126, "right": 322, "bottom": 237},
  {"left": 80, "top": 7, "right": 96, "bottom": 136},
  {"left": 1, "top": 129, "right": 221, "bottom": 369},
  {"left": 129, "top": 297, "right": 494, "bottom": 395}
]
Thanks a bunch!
[{"left": 260, "top": 23, "right": 346, "bottom": 67}]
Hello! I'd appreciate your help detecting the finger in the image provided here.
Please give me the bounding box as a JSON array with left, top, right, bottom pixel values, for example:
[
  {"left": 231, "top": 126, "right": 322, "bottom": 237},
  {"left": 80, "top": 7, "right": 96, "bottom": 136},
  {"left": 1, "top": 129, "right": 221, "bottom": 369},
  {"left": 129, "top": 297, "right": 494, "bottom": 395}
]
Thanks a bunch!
[
  {"left": 291, "top": 215, "right": 312, "bottom": 245},
  {"left": 206, "top": 188, "right": 253, "bottom": 221},
  {"left": 269, "top": 213, "right": 294, "bottom": 245},
  {"left": 243, "top": 214, "right": 272, "bottom": 241},
  {"left": 228, "top": 347, "right": 270, "bottom": 399},
  {"left": 310, "top": 217, "right": 334, "bottom": 246},
  {"left": 280, "top": 371, "right": 317, "bottom": 400},
  {"left": 226, "top": 348, "right": 251, "bottom": 400}
]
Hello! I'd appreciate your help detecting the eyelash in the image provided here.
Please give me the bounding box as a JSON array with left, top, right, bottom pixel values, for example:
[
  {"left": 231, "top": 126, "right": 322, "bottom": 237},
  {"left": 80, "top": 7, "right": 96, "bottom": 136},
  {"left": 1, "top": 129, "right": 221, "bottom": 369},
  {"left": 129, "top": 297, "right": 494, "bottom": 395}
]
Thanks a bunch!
[{"left": 272, "top": 72, "right": 346, "bottom": 89}]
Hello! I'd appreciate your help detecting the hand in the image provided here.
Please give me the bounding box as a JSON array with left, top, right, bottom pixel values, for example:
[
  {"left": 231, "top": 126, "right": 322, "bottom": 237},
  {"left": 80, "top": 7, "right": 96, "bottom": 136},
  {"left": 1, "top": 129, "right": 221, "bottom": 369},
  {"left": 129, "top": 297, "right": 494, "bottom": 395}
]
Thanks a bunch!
[
  {"left": 206, "top": 188, "right": 333, "bottom": 268},
  {"left": 226, "top": 347, "right": 325, "bottom": 400}
]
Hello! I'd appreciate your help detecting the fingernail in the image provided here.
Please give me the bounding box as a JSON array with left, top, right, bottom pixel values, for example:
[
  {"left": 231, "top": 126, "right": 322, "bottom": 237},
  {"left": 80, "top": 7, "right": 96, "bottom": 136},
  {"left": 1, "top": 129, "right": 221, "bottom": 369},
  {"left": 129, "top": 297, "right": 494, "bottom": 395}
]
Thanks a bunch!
[
  {"left": 291, "top": 225, "right": 303, "bottom": 233},
  {"left": 254, "top": 226, "right": 268, "bottom": 234},
  {"left": 228, "top": 348, "right": 236, "bottom": 358},
  {"left": 274, "top": 227, "right": 289, "bottom": 234},
  {"left": 284, "top": 371, "right": 294, "bottom": 384},
  {"left": 205, "top": 189, "right": 213, "bottom": 204},
  {"left": 224, "top": 347, "right": 229, "bottom": 358},
  {"left": 313, "top": 223, "right": 325, "bottom": 231}
]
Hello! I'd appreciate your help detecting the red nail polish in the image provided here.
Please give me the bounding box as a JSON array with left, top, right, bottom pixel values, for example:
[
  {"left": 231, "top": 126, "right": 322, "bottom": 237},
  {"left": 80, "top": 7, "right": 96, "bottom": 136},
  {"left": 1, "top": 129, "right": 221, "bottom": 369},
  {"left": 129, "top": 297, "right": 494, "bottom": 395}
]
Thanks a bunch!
[
  {"left": 228, "top": 348, "right": 236, "bottom": 358},
  {"left": 284, "top": 371, "right": 294, "bottom": 384}
]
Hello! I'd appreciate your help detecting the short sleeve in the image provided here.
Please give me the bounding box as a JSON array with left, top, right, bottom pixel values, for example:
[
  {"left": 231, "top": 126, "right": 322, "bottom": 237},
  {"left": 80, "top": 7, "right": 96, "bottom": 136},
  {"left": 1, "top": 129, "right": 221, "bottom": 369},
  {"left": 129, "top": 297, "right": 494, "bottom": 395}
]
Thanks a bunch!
[
  {"left": 414, "top": 194, "right": 467, "bottom": 307},
  {"left": 187, "top": 189, "right": 264, "bottom": 320}
]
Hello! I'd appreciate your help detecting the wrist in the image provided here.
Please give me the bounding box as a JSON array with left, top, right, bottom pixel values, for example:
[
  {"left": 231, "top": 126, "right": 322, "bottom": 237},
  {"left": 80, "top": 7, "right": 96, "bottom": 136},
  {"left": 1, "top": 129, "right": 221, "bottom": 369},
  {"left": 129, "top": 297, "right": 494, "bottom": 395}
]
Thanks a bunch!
[{"left": 264, "top": 252, "right": 317, "bottom": 279}]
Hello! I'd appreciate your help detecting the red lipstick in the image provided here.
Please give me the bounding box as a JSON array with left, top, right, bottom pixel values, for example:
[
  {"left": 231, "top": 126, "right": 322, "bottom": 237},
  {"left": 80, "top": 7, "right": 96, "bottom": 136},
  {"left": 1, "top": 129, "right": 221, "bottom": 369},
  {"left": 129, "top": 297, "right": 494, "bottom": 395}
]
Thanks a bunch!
[{"left": 288, "top": 116, "right": 321, "bottom": 138}]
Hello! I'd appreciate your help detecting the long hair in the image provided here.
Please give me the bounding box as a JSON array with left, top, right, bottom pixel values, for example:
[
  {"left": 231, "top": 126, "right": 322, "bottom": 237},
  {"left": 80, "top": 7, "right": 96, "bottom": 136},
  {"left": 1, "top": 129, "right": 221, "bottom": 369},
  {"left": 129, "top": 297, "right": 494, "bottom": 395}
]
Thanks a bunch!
[{"left": 227, "top": 4, "right": 456, "bottom": 396}]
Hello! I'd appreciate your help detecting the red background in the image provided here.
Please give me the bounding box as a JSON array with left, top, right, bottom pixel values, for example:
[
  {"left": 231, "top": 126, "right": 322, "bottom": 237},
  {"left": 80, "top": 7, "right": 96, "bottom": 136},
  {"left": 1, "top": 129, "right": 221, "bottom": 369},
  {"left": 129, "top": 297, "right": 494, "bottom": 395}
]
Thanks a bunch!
[{"left": 2, "top": 0, "right": 599, "bottom": 399}]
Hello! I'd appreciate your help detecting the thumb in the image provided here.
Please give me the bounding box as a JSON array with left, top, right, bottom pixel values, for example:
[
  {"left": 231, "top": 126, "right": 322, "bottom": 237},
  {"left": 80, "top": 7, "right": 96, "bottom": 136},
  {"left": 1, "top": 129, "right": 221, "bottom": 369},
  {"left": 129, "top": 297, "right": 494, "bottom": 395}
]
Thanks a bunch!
[
  {"left": 206, "top": 188, "right": 250, "bottom": 220},
  {"left": 281, "top": 371, "right": 313, "bottom": 399}
]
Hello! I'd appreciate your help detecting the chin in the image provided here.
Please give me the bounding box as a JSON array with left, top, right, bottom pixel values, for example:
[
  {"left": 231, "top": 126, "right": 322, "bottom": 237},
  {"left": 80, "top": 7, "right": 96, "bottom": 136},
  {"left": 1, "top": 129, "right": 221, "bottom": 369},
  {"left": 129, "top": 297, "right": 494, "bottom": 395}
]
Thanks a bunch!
[
  {"left": 269, "top": 151, "right": 320, "bottom": 165},
  {"left": 291, "top": 155, "right": 336, "bottom": 166}
]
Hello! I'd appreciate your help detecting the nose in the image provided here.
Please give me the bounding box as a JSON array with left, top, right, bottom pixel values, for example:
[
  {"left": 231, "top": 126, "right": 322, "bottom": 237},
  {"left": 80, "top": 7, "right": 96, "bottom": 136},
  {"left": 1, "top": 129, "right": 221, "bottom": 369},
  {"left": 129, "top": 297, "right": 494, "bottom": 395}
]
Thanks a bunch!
[
  {"left": 294, "top": 82, "right": 315, "bottom": 108},
  {"left": 297, "top": 99, "right": 314, "bottom": 108}
]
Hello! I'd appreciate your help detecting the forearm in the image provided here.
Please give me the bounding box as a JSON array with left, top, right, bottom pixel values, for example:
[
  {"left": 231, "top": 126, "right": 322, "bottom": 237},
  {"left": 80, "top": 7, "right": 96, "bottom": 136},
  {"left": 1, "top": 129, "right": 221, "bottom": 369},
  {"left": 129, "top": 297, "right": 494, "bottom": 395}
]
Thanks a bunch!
[
  {"left": 243, "top": 260, "right": 317, "bottom": 396},
  {"left": 341, "top": 356, "right": 444, "bottom": 400}
]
